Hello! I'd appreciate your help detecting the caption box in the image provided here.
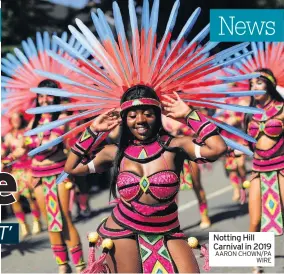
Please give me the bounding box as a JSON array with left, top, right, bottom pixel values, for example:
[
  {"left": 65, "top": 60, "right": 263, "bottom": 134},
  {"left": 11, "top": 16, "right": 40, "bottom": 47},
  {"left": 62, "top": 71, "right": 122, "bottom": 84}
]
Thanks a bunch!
[
  {"left": 209, "top": 232, "right": 274, "bottom": 267},
  {"left": 0, "top": 223, "right": 19, "bottom": 244}
]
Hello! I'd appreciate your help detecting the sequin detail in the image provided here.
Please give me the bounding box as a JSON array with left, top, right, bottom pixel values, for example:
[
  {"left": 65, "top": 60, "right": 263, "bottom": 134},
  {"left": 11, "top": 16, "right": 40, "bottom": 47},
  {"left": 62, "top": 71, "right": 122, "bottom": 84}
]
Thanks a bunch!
[{"left": 117, "top": 171, "right": 179, "bottom": 202}]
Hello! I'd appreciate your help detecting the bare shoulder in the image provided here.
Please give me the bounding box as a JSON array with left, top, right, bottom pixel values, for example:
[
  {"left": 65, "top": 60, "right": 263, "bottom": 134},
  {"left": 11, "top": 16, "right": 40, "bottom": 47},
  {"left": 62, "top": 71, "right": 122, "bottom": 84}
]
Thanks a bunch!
[{"left": 275, "top": 102, "right": 284, "bottom": 120}]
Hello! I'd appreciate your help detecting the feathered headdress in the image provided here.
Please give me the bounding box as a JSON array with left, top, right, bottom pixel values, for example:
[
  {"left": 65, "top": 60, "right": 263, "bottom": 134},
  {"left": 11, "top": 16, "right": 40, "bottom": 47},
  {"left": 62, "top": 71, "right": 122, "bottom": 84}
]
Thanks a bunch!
[
  {"left": 220, "top": 42, "right": 284, "bottom": 96},
  {"left": 1, "top": 31, "right": 90, "bottom": 115},
  {"left": 23, "top": 0, "right": 265, "bottom": 158}
]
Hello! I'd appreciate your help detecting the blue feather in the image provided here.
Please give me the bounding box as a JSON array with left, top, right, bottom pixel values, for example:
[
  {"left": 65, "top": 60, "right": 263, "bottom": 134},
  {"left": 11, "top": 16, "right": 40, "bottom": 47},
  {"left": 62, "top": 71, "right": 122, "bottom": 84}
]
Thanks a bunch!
[
  {"left": 141, "top": 0, "right": 150, "bottom": 37},
  {"left": 43, "top": 32, "right": 51, "bottom": 51},
  {"left": 129, "top": 0, "right": 140, "bottom": 76},
  {"left": 36, "top": 32, "right": 44, "bottom": 52},
  {"left": 27, "top": 38, "right": 38, "bottom": 57},
  {"left": 53, "top": 35, "right": 109, "bottom": 82},
  {"left": 24, "top": 109, "right": 100, "bottom": 136},
  {"left": 217, "top": 73, "right": 261, "bottom": 82},
  {"left": 46, "top": 50, "right": 111, "bottom": 90},
  {"left": 184, "top": 99, "right": 264, "bottom": 114},
  {"left": 221, "top": 136, "right": 253, "bottom": 156},
  {"left": 1, "top": 58, "right": 17, "bottom": 72},
  {"left": 257, "top": 42, "right": 265, "bottom": 67},
  {"left": 27, "top": 102, "right": 103, "bottom": 114},
  {"left": 67, "top": 34, "right": 76, "bottom": 48},
  {"left": 14, "top": 48, "right": 29, "bottom": 65},
  {"left": 30, "top": 87, "right": 118, "bottom": 101},
  {"left": 1, "top": 66, "right": 15, "bottom": 77},
  {"left": 207, "top": 118, "right": 255, "bottom": 143},
  {"left": 148, "top": 0, "right": 159, "bottom": 61},
  {"left": 56, "top": 172, "right": 70, "bottom": 185},
  {"left": 74, "top": 19, "right": 122, "bottom": 83},
  {"left": 113, "top": 2, "right": 133, "bottom": 75},
  {"left": 97, "top": 8, "right": 129, "bottom": 82},
  {"left": 91, "top": 11, "right": 106, "bottom": 41},
  {"left": 159, "top": 24, "right": 209, "bottom": 78},
  {"left": 149, "top": 0, "right": 180, "bottom": 78},
  {"left": 251, "top": 42, "right": 260, "bottom": 68},
  {"left": 22, "top": 41, "right": 33, "bottom": 60},
  {"left": 28, "top": 136, "right": 64, "bottom": 156},
  {"left": 6, "top": 53, "right": 22, "bottom": 67},
  {"left": 190, "top": 24, "right": 209, "bottom": 45},
  {"left": 185, "top": 90, "right": 265, "bottom": 97},
  {"left": 34, "top": 69, "right": 114, "bottom": 95}
]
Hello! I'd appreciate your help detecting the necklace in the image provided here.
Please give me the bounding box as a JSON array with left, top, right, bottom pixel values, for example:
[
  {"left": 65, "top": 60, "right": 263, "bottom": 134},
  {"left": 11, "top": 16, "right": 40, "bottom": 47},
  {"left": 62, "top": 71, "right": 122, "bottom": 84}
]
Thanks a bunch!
[
  {"left": 124, "top": 135, "right": 171, "bottom": 163},
  {"left": 254, "top": 100, "right": 283, "bottom": 121}
]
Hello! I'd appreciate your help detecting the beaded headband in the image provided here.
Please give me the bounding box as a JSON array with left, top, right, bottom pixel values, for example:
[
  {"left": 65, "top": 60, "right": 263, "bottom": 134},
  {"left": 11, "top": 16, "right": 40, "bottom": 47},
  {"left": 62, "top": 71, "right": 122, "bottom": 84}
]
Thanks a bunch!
[
  {"left": 120, "top": 98, "right": 161, "bottom": 111},
  {"left": 259, "top": 72, "right": 276, "bottom": 86}
]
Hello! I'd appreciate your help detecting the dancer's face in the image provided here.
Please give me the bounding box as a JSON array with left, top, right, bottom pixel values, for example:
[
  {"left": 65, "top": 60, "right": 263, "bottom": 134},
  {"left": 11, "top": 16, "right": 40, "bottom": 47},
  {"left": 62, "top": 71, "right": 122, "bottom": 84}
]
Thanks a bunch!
[
  {"left": 10, "top": 113, "right": 22, "bottom": 130},
  {"left": 126, "top": 107, "right": 157, "bottom": 141},
  {"left": 38, "top": 94, "right": 55, "bottom": 106},
  {"left": 250, "top": 77, "right": 269, "bottom": 102}
]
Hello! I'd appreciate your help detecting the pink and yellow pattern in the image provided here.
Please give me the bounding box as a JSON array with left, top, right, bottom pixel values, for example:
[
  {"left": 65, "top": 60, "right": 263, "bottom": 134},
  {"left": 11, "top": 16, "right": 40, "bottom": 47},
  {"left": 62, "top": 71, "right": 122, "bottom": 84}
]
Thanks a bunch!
[
  {"left": 138, "top": 234, "right": 175, "bottom": 273},
  {"left": 260, "top": 171, "right": 283, "bottom": 235},
  {"left": 180, "top": 159, "right": 193, "bottom": 190},
  {"left": 43, "top": 176, "right": 63, "bottom": 232}
]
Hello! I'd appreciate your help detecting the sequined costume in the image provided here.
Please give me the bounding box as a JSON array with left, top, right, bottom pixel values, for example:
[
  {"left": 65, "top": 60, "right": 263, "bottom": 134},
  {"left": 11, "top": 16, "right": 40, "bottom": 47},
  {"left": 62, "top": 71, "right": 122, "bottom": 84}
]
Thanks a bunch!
[
  {"left": 21, "top": 0, "right": 265, "bottom": 272},
  {"left": 220, "top": 42, "right": 284, "bottom": 235},
  {"left": 248, "top": 100, "right": 284, "bottom": 235}
]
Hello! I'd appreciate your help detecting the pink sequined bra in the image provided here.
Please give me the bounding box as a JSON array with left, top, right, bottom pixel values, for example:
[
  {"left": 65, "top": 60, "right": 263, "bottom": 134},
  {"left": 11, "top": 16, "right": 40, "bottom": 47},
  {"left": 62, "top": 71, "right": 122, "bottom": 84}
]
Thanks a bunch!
[
  {"left": 117, "top": 170, "right": 179, "bottom": 202},
  {"left": 248, "top": 119, "right": 283, "bottom": 139}
]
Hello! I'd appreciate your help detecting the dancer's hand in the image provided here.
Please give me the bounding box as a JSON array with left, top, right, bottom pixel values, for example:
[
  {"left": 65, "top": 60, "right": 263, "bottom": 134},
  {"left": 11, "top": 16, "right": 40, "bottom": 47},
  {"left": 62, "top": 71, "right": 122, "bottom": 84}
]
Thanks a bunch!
[
  {"left": 90, "top": 108, "right": 122, "bottom": 132},
  {"left": 162, "top": 92, "right": 192, "bottom": 119}
]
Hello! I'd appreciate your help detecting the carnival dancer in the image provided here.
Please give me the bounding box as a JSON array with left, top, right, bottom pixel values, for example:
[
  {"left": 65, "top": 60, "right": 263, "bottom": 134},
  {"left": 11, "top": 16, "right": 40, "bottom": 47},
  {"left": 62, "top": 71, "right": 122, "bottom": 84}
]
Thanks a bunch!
[
  {"left": 65, "top": 86, "right": 227, "bottom": 273},
  {"left": 1, "top": 33, "right": 87, "bottom": 273},
  {"left": 247, "top": 67, "right": 284, "bottom": 235},
  {"left": 23, "top": 1, "right": 265, "bottom": 272},
  {"left": 221, "top": 42, "right": 284, "bottom": 274},
  {"left": 1, "top": 112, "right": 42, "bottom": 238}
]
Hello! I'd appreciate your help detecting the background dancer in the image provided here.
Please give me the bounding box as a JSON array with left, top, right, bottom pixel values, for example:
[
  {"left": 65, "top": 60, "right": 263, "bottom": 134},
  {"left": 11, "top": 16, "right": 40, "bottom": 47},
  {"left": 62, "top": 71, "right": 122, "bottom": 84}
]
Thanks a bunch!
[
  {"left": 222, "top": 42, "right": 284, "bottom": 274},
  {"left": 1, "top": 33, "right": 87, "bottom": 273},
  {"left": 1, "top": 112, "right": 42, "bottom": 238}
]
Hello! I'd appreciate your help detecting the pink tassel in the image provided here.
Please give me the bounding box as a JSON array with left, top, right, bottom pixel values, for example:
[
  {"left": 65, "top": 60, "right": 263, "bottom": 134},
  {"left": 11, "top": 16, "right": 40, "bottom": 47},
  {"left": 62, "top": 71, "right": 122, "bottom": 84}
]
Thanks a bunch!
[
  {"left": 200, "top": 244, "right": 210, "bottom": 271},
  {"left": 81, "top": 234, "right": 108, "bottom": 274},
  {"left": 82, "top": 249, "right": 108, "bottom": 273}
]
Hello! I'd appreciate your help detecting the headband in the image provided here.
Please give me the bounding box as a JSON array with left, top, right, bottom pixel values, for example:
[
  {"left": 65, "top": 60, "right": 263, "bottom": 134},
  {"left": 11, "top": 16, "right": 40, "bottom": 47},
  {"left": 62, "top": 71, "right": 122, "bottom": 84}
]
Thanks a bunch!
[{"left": 120, "top": 98, "right": 162, "bottom": 111}]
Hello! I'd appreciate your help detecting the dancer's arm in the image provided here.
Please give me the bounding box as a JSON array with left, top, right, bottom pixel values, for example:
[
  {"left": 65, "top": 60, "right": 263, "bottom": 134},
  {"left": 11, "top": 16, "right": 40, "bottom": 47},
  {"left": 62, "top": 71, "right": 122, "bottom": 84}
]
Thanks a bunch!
[
  {"left": 64, "top": 108, "right": 121, "bottom": 175},
  {"left": 64, "top": 144, "right": 117, "bottom": 175},
  {"left": 2, "top": 133, "right": 26, "bottom": 164},
  {"left": 162, "top": 92, "right": 227, "bottom": 162}
]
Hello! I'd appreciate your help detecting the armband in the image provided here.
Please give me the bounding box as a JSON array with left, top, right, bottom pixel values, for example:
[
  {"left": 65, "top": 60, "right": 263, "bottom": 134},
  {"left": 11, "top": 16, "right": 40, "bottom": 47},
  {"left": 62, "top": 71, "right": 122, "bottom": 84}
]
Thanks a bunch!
[
  {"left": 71, "top": 127, "right": 99, "bottom": 162},
  {"left": 185, "top": 110, "right": 219, "bottom": 145},
  {"left": 87, "top": 161, "right": 96, "bottom": 174}
]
